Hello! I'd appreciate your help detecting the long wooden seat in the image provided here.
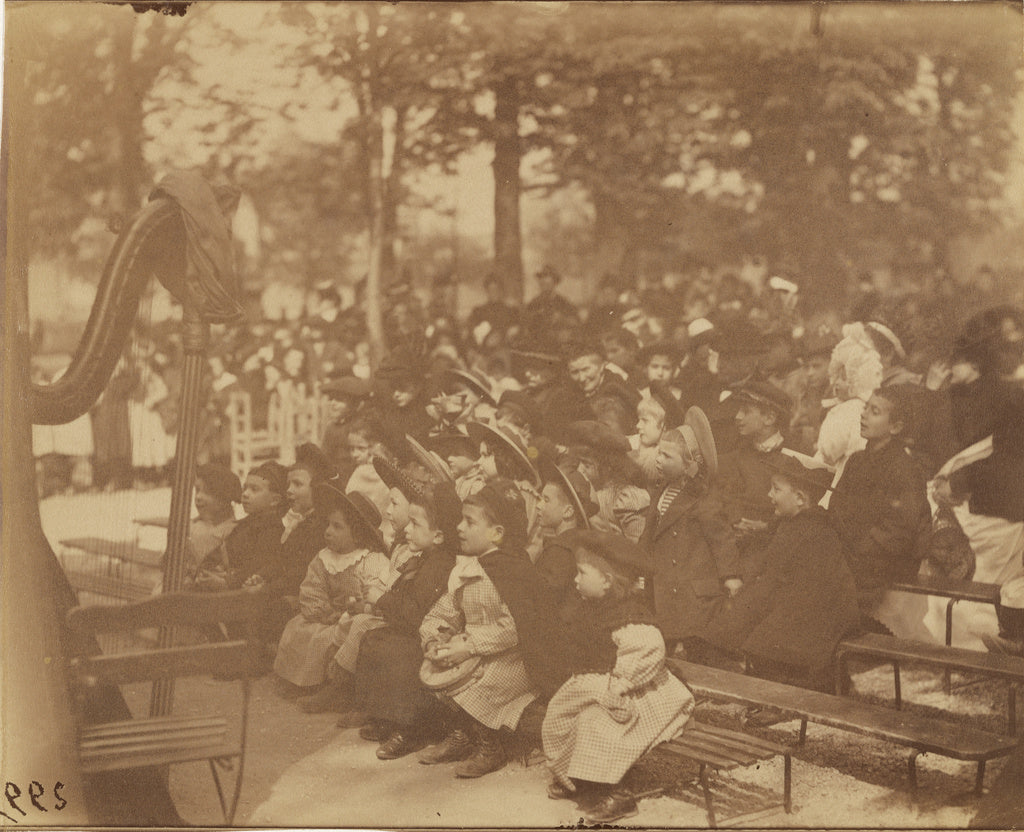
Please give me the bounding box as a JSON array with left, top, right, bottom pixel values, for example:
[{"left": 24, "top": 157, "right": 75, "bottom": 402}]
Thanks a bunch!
[
  {"left": 60, "top": 536, "right": 165, "bottom": 567},
  {"left": 659, "top": 721, "right": 792, "bottom": 827},
  {"left": 668, "top": 659, "right": 1018, "bottom": 802},
  {"left": 64, "top": 569, "right": 156, "bottom": 604},
  {"left": 66, "top": 588, "right": 268, "bottom": 824},
  {"left": 836, "top": 633, "right": 1024, "bottom": 735}
]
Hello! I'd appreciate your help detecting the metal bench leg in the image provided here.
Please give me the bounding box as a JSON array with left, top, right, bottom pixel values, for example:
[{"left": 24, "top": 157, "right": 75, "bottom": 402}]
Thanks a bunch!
[
  {"left": 834, "top": 652, "right": 848, "bottom": 695},
  {"left": 798, "top": 718, "right": 808, "bottom": 745},
  {"left": 944, "top": 599, "right": 956, "bottom": 694},
  {"left": 699, "top": 764, "right": 717, "bottom": 828},
  {"left": 907, "top": 750, "right": 920, "bottom": 808},
  {"left": 893, "top": 661, "right": 902, "bottom": 709},
  {"left": 975, "top": 760, "right": 986, "bottom": 796},
  {"left": 783, "top": 753, "right": 792, "bottom": 814}
]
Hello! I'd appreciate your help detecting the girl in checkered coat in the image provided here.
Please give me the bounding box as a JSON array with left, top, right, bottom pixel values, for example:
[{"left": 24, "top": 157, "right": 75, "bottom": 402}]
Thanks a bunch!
[{"left": 542, "top": 531, "right": 695, "bottom": 824}]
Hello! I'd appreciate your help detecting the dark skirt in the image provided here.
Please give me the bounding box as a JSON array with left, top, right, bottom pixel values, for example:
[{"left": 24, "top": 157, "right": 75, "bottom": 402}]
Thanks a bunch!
[{"left": 353, "top": 625, "right": 439, "bottom": 727}]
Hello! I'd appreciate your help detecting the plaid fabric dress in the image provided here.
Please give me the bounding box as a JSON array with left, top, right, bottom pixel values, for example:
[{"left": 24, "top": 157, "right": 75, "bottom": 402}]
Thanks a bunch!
[
  {"left": 542, "top": 604, "right": 694, "bottom": 786},
  {"left": 420, "top": 566, "right": 537, "bottom": 730}
]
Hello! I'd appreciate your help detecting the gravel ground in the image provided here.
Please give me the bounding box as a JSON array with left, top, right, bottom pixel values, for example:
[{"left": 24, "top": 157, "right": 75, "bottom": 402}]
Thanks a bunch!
[{"left": 42, "top": 487, "right": 1009, "bottom": 828}]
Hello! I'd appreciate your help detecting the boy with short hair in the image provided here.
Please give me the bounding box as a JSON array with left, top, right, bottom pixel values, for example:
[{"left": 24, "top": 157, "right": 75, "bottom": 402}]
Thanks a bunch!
[
  {"left": 717, "top": 381, "right": 794, "bottom": 549},
  {"left": 188, "top": 463, "right": 241, "bottom": 590},
  {"left": 829, "top": 384, "right": 931, "bottom": 625},
  {"left": 351, "top": 479, "right": 463, "bottom": 757},
  {"left": 703, "top": 451, "right": 860, "bottom": 692},
  {"left": 229, "top": 461, "right": 288, "bottom": 591},
  {"left": 534, "top": 456, "right": 597, "bottom": 604},
  {"left": 417, "top": 480, "right": 568, "bottom": 778}
]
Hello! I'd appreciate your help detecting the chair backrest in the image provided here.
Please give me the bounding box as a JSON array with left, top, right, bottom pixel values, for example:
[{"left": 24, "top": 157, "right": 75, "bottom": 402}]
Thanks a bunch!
[{"left": 66, "top": 588, "right": 268, "bottom": 687}]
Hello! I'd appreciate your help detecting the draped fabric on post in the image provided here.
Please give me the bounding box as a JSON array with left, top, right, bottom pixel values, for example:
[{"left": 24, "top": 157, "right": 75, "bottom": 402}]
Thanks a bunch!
[{"left": 149, "top": 172, "right": 244, "bottom": 325}]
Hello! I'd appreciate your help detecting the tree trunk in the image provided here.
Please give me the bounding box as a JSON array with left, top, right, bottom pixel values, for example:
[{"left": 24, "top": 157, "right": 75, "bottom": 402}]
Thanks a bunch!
[
  {"left": 492, "top": 74, "right": 523, "bottom": 303},
  {"left": 357, "top": 87, "right": 387, "bottom": 370},
  {"left": 592, "top": 188, "right": 630, "bottom": 279},
  {"left": 111, "top": 16, "right": 147, "bottom": 217}
]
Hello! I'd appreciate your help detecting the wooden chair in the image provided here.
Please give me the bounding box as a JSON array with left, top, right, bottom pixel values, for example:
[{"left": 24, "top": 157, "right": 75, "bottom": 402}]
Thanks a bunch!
[{"left": 66, "top": 588, "right": 268, "bottom": 824}]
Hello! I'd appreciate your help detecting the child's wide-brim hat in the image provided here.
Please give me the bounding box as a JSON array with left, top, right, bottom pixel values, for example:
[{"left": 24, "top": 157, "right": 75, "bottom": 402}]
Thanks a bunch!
[
  {"left": 405, "top": 434, "right": 455, "bottom": 483},
  {"left": 313, "top": 477, "right": 385, "bottom": 551},
  {"left": 372, "top": 455, "right": 428, "bottom": 503},
  {"left": 537, "top": 455, "right": 593, "bottom": 530},
  {"left": 765, "top": 449, "right": 833, "bottom": 500},
  {"left": 440, "top": 368, "right": 497, "bottom": 406},
  {"left": 682, "top": 406, "right": 718, "bottom": 481},
  {"left": 571, "top": 528, "right": 649, "bottom": 580},
  {"left": 466, "top": 420, "right": 540, "bottom": 488},
  {"left": 729, "top": 380, "right": 793, "bottom": 421}
]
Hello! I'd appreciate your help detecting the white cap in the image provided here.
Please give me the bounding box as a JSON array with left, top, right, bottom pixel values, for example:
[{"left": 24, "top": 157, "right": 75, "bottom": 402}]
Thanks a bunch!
[
  {"left": 688, "top": 318, "right": 715, "bottom": 339},
  {"left": 768, "top": 275, "right": 799, "bottom": 293}
]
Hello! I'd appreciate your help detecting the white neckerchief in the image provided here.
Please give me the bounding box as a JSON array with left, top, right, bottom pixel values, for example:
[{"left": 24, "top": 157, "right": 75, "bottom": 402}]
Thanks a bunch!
[
  {"left": 754, "top": 433, "right": 785, "bottom": 454},
  {"left": 318, "top": 547, "right": 370, "bottom": 575},
  {"left": 281, "top": 507, "right": 311, "bottom": 542},
  {"left": 446, "top": 552, "right": 492, "bottom": 594}
]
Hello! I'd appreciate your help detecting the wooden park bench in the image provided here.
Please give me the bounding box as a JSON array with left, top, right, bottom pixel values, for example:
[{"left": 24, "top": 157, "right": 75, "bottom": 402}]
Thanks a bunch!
[
  {"left": 66, "top": 588, "right": 268, "bottom": 824},
  {"left": 658, "top": 720, "right": 792, "bottom": 827},
  {"left": 667, "top": 659, "right": 1018, "bottom": 803},
  {"left": 835, "top": 633, "right": 1024, "bottom": 735},
  {"left": 59, "top": 537, "right": 164, "bottom": 604}
]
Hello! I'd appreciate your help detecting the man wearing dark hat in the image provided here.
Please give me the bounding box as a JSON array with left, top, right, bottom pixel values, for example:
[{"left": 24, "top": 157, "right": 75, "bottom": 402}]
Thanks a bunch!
[
  {"left": 717, "top": 380, "right": 796, "bottom": 550},
  {"left": 467, "top": 275, "right": 520, "bottom": 347},
  {"left": 702, "top": 451, "right": 859, "bottom": 693},
  {"left": 534, "top": 455, "right": 598, "bottom": 606},
  {"left": 522, "top": 265, "right": 579, "bottom": 342}
]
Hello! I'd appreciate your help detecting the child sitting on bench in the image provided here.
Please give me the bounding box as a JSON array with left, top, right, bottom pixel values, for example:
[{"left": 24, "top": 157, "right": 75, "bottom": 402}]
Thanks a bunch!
[
  {"left": 702, "top": 451, "right": 860, "bottom": 693},
  {"left": 417, "top": 480, "right": 567, "bottom": 779},
  {"left": 273, "top": 479, "right": 388, "bottom": 697},
  {"left": 829, "top": 384, "right": 931, "bottom": 632},
  {"left": 542, "top": 530, "right": 694, "bottom": 824}
]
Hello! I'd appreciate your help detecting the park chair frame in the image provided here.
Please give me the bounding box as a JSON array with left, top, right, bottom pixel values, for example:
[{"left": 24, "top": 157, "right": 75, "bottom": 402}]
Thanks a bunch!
[{"left": 66, "top": 588, "right": 268, "bottom": 825}]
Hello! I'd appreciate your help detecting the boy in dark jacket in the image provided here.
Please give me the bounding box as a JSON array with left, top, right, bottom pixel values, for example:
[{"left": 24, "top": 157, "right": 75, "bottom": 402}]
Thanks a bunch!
[
  {"left": 704, "top": 451, "right": 859, "bottom": 692},
  {"left": 351, "top": 478, "right": 463, "bottom": 757},
  {"left": 829, "top": 385, "right": 931, "bottom": 626}
]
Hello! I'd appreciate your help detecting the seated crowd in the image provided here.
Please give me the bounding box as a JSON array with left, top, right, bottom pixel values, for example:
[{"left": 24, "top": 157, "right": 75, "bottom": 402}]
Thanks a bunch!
[{"left": 179, "top": 287, "right": 1023, "bottom": 824}]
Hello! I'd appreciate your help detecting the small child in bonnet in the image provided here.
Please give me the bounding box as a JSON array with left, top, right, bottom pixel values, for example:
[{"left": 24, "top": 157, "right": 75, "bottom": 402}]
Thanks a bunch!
[{"left": 542, "top": 530, "right": 694, "bottom": 824}]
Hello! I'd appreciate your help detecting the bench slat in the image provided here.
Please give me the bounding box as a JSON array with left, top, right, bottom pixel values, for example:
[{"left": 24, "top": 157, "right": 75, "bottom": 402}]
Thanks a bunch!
[
  {"left": 60, "top": 537, "right": 165, "bottom": 567},
  {"left": 838, "top": 634, "right": 1024, "bottom": 680},
  {"left": 72, "top": 642, "right": 256, "bottom": 686},
  {"left": 65, "top": 570, "right": 156, "bottom": 603},
  {"left": 696, "top": 725, "right": 790, "bottom": 758},
  {"left": 891, "top": 576, "right": 1000, "bottom": 605},
  {"left": 81, "top": 728, "right": 227, "bottom": 752},
  {"left": 79, "top": 742, "right": 241, "bottom": 774},
  {"left": 671, "top": 659, "right": 1017, "bottom": 761},
  {"left": 82, "top": 715, "right": 225, "bottom": 738},
  {"left": 659, "top": 739, "right": 748, "bottom": 770},
  {"left": 667, "top": 736, "right": 761, "bottom": 767}
]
